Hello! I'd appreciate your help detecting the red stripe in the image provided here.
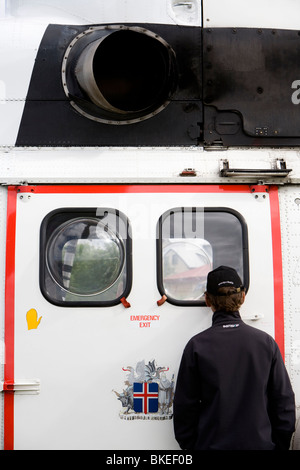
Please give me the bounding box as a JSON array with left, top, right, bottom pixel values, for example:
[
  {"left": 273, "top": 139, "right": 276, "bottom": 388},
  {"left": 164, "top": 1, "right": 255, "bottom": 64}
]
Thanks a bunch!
[
  {"left": 269, "top": 186, "right": 285, "bottom": 359},
  {"left": 17, "top": 184, "right": 254, "bottom": 194},
  {"left": 4, "top": 186, "right": 17, "bottom": 450}
]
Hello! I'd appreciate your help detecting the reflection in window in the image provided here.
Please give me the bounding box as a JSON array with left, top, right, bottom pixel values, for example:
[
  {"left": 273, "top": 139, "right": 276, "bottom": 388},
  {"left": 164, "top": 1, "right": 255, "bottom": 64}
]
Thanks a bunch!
[
  {"left": 163, "top": 239, "right": 212, "bottom": 301},
  {"left": 157, "top": 207, "right": 248, "bottom": 305},
  {"left": 40, "top": 209, "right": 131, "bottom": 306}
]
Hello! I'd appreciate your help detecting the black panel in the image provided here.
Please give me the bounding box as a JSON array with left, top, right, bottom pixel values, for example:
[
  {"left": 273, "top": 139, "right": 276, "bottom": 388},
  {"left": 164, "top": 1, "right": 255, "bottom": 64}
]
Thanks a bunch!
[
  {"left": 16, "top": 23, "right": 202, "bottom": 147},
  {"left": 203, "top": 28, "right": 300, "bottom": 146},
  {"left": 16, "top": 25, "right": 300, "bottom": 148}
]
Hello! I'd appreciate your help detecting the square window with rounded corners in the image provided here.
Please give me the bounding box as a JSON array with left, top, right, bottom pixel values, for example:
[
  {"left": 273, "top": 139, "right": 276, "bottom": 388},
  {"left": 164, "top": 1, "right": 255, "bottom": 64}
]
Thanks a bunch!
[
  {"left": 40, "top": 208, "right": 132, "bottom": 307},
  {"left": 157, "top": 207, "right": 249, "bottom": 306}
]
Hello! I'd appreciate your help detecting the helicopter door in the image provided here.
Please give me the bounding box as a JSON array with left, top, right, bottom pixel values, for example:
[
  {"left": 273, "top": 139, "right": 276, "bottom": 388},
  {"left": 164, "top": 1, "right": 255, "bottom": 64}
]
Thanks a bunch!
[{"left": 3, "top": 184, "right": 281, "bottom": 449}]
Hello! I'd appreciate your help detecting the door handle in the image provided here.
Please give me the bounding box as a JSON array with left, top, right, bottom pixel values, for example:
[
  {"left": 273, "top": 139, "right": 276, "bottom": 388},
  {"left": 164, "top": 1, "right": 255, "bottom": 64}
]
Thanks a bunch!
[
  {"left": 1, "top": 379, "right": 40, "bottom": 394},
  {"left": 173, "top": 2, "right": 193, "bottom": 8}
]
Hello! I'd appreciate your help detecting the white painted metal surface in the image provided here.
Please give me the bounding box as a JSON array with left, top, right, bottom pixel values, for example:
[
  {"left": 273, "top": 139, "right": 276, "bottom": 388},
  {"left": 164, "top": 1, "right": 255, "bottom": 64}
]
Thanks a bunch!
[
  {"left": 11, "top": 188, "right": 274, "bottom": 449},
  {"left": 4, "top": 0, "right": 201, "bottom": 26},
  {"left": 0, "top": 147, "right": 300, "bottom": 185},
  {"left": 279, "top": 188, "right": 300, "bottom": 408},
  {"left": 203, "top": 0, "right": 300, "bottom": 29}
]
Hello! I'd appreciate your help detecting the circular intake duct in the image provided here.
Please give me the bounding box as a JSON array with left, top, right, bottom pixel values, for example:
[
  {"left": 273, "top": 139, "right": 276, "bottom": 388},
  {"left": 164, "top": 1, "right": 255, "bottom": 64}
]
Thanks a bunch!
[{"left": 62, "top": 26, "right": 178, "bottom": 124}]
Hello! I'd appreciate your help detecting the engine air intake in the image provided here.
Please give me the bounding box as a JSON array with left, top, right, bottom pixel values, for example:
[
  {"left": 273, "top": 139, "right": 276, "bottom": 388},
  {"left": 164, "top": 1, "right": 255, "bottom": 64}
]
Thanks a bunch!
[{"left": 63, "top": 26, "right": 178, "bottom": 124}]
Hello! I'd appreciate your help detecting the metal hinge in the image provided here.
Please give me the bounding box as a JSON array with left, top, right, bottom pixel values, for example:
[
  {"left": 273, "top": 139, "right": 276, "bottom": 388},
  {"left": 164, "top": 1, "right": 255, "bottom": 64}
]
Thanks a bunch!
[{"left": 1, "top": 379, "right": 40, "bottom": 395}]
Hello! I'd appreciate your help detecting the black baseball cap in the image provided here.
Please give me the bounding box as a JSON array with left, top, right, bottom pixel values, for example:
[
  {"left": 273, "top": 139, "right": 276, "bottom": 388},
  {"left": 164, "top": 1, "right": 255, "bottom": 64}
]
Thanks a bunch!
[{"left": 206, "top": 266, "right": 244, "bottom": 296}]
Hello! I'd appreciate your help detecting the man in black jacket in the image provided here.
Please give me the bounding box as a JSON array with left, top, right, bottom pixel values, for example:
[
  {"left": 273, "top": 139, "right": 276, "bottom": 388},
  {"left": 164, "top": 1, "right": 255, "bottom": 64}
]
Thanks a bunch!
[{"left": 173, "top": 266, "right": 295, "bottom": 450}]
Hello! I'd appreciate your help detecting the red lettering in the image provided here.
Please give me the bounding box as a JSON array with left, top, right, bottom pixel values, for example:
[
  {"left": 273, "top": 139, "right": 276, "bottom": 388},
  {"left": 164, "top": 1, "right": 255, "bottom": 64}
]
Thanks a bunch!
[{"left": 139, "top": 322, "right": 151, "bottom": 328}]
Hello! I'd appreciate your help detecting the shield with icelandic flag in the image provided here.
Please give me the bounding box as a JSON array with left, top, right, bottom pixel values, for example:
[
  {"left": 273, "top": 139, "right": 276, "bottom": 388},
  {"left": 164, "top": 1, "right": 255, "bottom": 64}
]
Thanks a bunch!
[{"left": 133, "top": 382, "right": 159, "bottom": 414}]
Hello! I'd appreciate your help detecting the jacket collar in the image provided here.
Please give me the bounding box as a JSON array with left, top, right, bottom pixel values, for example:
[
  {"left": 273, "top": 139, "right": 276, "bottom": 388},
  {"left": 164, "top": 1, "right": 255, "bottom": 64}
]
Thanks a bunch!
[{"left": 212, "top": 310, "right": 242, "bottom": 325}]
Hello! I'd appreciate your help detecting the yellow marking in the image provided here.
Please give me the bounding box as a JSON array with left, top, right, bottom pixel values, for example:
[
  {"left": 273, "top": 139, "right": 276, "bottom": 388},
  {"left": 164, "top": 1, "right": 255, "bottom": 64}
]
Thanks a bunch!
[{"left": 26, "top": 308, "right": 42, "bottom": 330}]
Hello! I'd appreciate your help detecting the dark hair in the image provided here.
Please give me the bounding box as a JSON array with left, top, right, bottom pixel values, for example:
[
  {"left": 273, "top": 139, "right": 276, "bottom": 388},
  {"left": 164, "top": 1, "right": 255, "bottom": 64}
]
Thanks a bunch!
[{"left": 205, "top": 286, "right": 245, "bottom": 312}]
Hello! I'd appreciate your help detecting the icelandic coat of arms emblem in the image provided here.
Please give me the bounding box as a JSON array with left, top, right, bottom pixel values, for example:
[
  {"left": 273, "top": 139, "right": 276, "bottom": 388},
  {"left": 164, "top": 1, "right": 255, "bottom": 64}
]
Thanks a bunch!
[{"left": 113, "top": 359, "right": 174, "bottom": 420}]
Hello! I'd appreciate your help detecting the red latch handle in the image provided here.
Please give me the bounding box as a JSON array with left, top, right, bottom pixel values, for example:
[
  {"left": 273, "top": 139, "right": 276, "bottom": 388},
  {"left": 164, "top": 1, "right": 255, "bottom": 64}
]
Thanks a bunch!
[
  {"left": 157, "top": 295, "right": 167, "bottom": 306},
  {"left": 120, "top": 297, "right": 131, "bottom": 308},
  {"left": 1, "top": 381, "right": 14, "bottom": 392}
]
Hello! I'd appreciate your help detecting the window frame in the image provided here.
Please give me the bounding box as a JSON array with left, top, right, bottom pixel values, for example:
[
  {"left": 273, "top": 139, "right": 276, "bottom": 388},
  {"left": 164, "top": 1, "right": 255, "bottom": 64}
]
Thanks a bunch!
[
  {"left": 156, "top": 206, "right": 249, "bottom": 306},
  {"left": 40, "top": 207, "right": 132, "bottom": 307}
]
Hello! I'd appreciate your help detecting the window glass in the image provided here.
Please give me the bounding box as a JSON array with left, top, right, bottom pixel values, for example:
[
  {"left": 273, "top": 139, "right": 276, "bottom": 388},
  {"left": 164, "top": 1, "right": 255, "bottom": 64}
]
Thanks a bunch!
[
  {"left": 40, "top": 208, "right": 131, "bottom": 306},
  {"left": 157, "top": 207, "right": 249, "bottom": 305}
]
